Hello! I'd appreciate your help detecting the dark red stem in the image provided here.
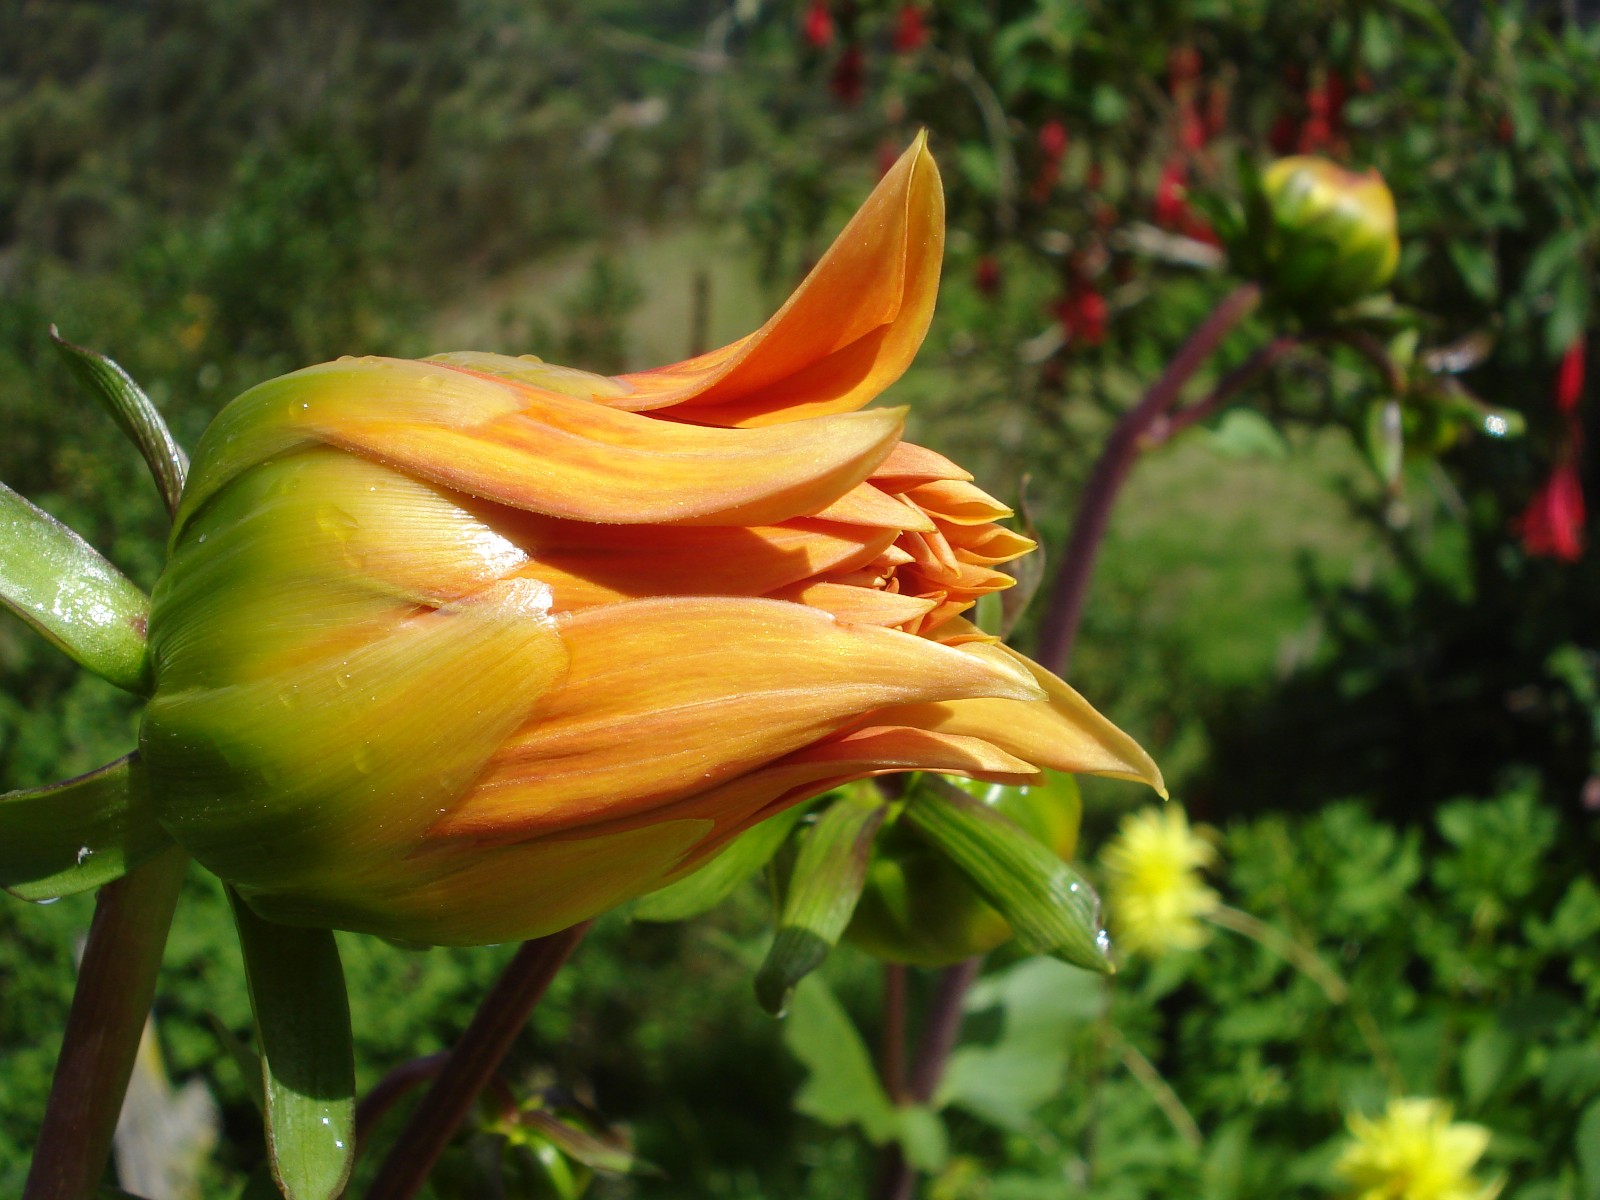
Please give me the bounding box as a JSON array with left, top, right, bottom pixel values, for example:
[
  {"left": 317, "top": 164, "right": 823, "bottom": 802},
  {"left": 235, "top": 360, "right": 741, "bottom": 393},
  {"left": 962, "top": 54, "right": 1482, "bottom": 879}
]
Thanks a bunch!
[
  {"left": 880, "top": 963, "right": 908, "bottom": 1104},
  {"left": 1151, "top": 336, "right": 1299, "bottom": 445},
  {"left": 364, "top": 922, "right": 591, "bottom": 1199},
  {"left": 24, "top": 847, "right": 188, "bottom": 1200},
  {"left": 871, "top": 956, "right": 984, "bottom": 1200},
  {"left": 1033, "top": 284, "right": 1264, "bottom": 675}
]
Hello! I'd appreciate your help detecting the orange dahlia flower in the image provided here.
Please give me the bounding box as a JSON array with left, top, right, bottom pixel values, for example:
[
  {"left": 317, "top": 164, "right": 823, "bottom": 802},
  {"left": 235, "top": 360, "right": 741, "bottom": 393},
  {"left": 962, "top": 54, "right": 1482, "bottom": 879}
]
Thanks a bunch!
[{"left": 140, "top": 136, "right": 1163, "bottom": 944}]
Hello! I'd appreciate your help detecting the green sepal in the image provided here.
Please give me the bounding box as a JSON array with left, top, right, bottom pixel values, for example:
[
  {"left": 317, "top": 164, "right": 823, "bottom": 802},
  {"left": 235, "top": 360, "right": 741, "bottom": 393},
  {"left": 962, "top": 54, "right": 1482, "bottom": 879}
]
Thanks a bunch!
[
  {"left": 229, "top": 891, "right": 356, "bottom": 1200},
  {"left": 998, "top": 477, "right": 1045, "bottom": 639},
  {"left": 0, "top": 754, "right": 172, "bottom": 901},
  {"left": 51, "top": 326, "right": 188, "bottom": 517},
  {"left": 0, "top": 481, "right": 153, "bottom": 693},
  {"left": 756, "top": 789, "right": 888, "bottom": 1016},
  {"left": 902, "top": 777, "right": 1113, "bottom": 974},
  {"left": 507, "top": 1109, "right": 650, "bottom": 1177},
  {"left": 633, "top": 805, "right": 808, "bottom": 923}
]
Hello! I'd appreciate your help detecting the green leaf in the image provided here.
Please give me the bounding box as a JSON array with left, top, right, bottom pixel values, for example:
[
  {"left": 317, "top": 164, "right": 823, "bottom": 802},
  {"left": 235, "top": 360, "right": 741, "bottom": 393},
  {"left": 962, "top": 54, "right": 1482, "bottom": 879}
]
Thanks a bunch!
[
  {"left": 902, "top": 777, "right": 1112, "bottom": 973},
  {"left": 1446, "top": 241, "right": 1498, "bottom": 304},
  {"left": 782, "top": 974, "right": 899, "bottom": 1142},
  {"left": 51, "top": 326, "right": 188, "bottom": 517},
  {"left": 0, "top": 481, "right": 152, "bottom": 693},
  {"left": 1363, "top": 399, "right": 1404, "bottom": 486},
  {"left": 894, "top": 1105, "right": 948, "bottom": 1173},
  {"left": 1205, "top": 409, "right": 1290, "bottom": 462},
  {"left": 941, "top": 957, "right": 1106, "bottom": 1131},
  {"left": 0, "top": 754, "right": 173, "bottom": 901},
  {"left": 1547, "top": 267, "right": 1591, "bottom": 357},
  {"left": 633, "top": 805, "right": 807, "bottom": 923},
  {"left": 1579, "top": 1097, "right": 1600, "bottom": 1200},
  {"left": 1460, "top": 1023, "right": 1519, "bottom": 1107},
  {"left": 756, "top": 790, "right": 887, "bottom": 1016},
  {"left": 229, "top": 891, "right": 356, "bottom": 1200}
]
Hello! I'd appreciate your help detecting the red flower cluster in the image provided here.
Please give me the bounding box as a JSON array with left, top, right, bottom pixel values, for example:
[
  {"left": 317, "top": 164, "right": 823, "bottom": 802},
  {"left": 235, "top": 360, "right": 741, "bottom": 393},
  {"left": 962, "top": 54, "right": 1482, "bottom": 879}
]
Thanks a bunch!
[
  {"left": 804, "top": 0, "right": 834, "bottom": 48},
  {"left": 1520, "top": 335, "right": 1588, "bottom": 562},
  {"left": 1270, "top": 65, "right": 1357, "bottom": 156},
  {"left": 1153, "top": 44, "right": 1219, "bottom": 244}
]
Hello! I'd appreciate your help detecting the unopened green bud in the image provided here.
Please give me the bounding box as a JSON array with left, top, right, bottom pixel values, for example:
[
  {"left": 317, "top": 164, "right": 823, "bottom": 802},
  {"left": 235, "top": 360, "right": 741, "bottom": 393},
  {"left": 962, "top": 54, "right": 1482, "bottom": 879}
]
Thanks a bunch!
[{"left": 1257, "top": 156, "right": 1400, "bottom": 307}]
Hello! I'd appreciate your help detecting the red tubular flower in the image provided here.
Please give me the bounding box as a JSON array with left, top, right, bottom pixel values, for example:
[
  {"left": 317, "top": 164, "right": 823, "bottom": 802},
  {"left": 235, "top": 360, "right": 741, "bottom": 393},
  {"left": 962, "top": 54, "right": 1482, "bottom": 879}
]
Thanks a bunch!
[
  {"left": 1520, "top": 458, "right": 1586, "bottom": 562},
  {"left": 892, "top": 3, "right": 927, "bottom": 54},
  {"left": 1056, "top": 286, "right": 1108, "bottom": 347},
  {"left": 804, "top": 0, "right": 835, "bottom": 49},
  {"left": 1557, "top": 335, "right": 1586, "bottom": 415}
]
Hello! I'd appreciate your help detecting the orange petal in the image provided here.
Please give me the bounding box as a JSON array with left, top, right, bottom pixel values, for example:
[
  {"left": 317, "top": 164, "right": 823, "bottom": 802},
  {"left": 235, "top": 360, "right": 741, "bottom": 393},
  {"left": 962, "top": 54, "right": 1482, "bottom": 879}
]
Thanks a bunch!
[
  {"left": 869, "top": 644, "right": 1166, "bottom": 793},
  {"left": 808, "top": 481, "right": 938, "bottom": 531},
  {"left": 570, "top": 724, "right": 1043, "bottom": 880},
  {"left": 870, "top": 440, "right": 974, "bottom": 487},
  {"left": 480, "top": 513, "right": 896, "bottom": 609},
  {"left": 766, "top": 581, "right": 938, "bottom": 627},
  {"left": 321, "top": 361, "right": 905, "bottom": 525},
  {"left": 431, "top": 596, "right": 1045, "bottom": 842},
  {"left": 253, "top": 817, "right": 715, "bottom": 946},
  {"left": 905, "top": 479, "right": 1014, "bottom": 525},
  {"left": 179, "top": 357, "right": 905, "bottom": 530},
  {"left": 606, "top": 135, "right": 944, "bottom": 427},
  {"left": 943, "top": 523, "right": 1037, "bottom": 565}
]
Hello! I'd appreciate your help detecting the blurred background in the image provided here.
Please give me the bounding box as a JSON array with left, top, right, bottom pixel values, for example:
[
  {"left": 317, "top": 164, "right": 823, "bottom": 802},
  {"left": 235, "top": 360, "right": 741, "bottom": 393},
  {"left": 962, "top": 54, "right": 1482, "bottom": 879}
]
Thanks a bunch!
[{"left": 2, "top": 1, "right": 1599, "bottom": 1197}]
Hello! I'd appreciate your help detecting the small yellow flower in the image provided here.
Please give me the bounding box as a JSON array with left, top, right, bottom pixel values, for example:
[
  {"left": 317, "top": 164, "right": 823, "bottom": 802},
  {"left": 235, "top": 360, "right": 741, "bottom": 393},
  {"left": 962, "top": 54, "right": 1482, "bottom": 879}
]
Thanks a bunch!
[
  {"left": 1100, "top": 804, "right": 1219, "bottom": 957},
  {"left": 1336, "top": 1098, "right": 1502, "bottom": 1200}
]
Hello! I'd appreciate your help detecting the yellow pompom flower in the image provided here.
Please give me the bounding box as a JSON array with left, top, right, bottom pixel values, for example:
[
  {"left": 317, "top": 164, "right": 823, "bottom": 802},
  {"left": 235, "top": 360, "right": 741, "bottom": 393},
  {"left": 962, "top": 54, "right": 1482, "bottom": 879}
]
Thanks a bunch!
[
  {"left": 1336, "top": 1098, "right": 1502, "bottom": 1200},
  {"left": 1099, "top": 804, "right": 1219, "bottom": 957}
]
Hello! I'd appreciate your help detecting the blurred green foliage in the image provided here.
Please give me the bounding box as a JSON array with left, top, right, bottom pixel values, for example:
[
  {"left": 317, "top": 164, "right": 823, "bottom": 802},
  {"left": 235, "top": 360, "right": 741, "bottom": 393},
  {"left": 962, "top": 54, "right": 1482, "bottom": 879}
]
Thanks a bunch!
[{"left": 3, "top": 0, "right": 1600, "bottom": 1197}]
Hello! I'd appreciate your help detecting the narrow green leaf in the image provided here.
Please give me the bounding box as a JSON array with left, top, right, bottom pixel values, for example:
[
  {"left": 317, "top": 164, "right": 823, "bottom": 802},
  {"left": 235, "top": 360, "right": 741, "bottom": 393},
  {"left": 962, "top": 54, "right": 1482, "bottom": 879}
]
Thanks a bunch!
[
  {"left": 633, "top": 805, "right": 808, "bottom": 923},
  {"left": 903, "top": 777, "right": 1113, "bottom": 973},
  {"left": 51, "top": 326, "right": 188, "bottom": 516},
  {"left": 206, "top": 1013, "right": 265, "bottom": 1116},
  {"left": 0, "top": 754, "right": 172, "bottom": 901},
  {"left": 756, "top": 791, "right": 887, "bottom": 1016},
  {"left": 0, "top": 481, "right": 152, "bottom": 693},
  {"left": 229, "top": 891, "right": 355, "bottom": 1200}
]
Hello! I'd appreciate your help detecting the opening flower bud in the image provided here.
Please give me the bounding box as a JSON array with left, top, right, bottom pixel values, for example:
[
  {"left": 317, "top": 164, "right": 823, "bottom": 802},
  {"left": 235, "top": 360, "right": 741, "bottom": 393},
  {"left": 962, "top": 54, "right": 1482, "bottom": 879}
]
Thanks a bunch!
[
  {"left": 1256, "top": 155, "right": 1400, "bottom": 307},
  {"left": 139, "top": 135, "right": 1164, "bottom": 946}
]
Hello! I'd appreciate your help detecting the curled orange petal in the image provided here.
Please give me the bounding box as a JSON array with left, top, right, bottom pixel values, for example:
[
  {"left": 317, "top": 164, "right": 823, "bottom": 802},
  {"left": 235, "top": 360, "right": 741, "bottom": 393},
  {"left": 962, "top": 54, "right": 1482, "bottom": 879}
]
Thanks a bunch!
[{"left": 606, "top": 134, "right": 944, "bottom": 427}]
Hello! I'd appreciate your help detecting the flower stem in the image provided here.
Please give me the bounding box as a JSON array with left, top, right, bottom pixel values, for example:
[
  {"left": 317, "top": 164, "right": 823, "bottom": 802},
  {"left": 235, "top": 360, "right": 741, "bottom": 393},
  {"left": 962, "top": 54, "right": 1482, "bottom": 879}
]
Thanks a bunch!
[
  {"left": 880, "top": 963, "right": 908, "bottom": 1104},
  {"left": 24, "top": 846, "right": 188, "bottom": 1200},
  {"left": 1206, "top": 904, "right": 1404, "bottom": 1091},
  {"left": 871, "top": 956, "right": 983, "bottom": 1200},
  {"left": 1033, "top": 283, "right": 1263, "bottom": 675},
  {"left": 1112, "top": 1034, "right": 1203, "bottom": 1149},
  {"left": 1207, "top": 904, "right": 1347, "bottom": 1003},
  {"left": 364, "top": 921, "right": 590, "bottom": 1200}
]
